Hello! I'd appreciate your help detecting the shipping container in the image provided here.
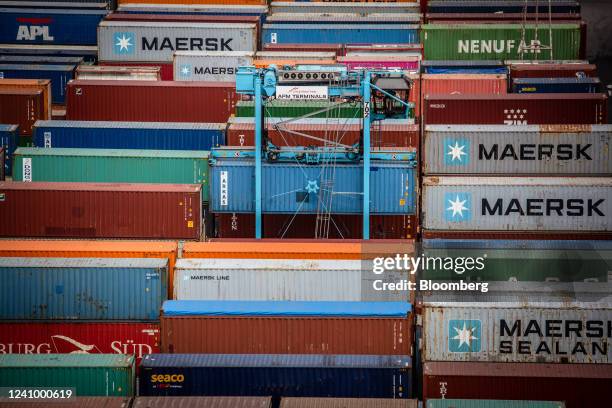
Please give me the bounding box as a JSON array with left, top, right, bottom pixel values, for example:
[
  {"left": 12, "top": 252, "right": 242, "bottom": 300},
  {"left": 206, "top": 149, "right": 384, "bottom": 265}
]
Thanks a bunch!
[
  {"left": 256, "top": 51, "right": 337, "bottom": 61},
  {"left": 174, "top": 51, "right": 254, "bottom": 82},
  {"left": 509, "top": 63, "right": 597, "bottom": 78},
  {"left": 66, "top": 80, "right": 237, "bottom": 123},
  {"left": 0, "top": 8, "right": 108, "bottom": 45},
  {"left": 0, "top": 322, "right": 160, "bottom": 367},
  {"left": 118, "top": 0, "right": 267, "bottom": 4},
  {"left": 13, "top": 147, "right": 211, "bottom": 201},
  {"left": 426, "top": 0, "right": 580, "bottom": 14},
  {"left": 0, "top": 78, "right": 52, "bottom": 119},
  {"left": 100, "top": 61, "right": 173, "bottom": 81},
  {"left": 266, "top": 13, "right": 421, "bottom": 25},
  {"left": 270, "top": 2, "right": 420, "bottom": 15},
  {"left": 253, "top": 59, "right": 337, "bottom": 68},
  {"left": 421, "top": 74, "right": 507, "bottom": 97},
  {"left": 422, "top": 176, "right": 612, "bottom": 232},
  {"left": 0, "top": 44, "right": 98, "bottom": 62},
  {"left": 0, "top": 257, "right": 167, "bottom": 320},
  {"left": 0, "top": 63, "right": 75, "bottom": 104},
  {"left": 0, "top": 89, "right": 44, "bottom": 136},
  {"left": 338, "top": 56, "right": 420, "bottom": 71},
  {"left": 0, "top": 147, "right": 4, "bottom": 180},
  {"left": 33, "top": 120, "right": 225, "bottom": 151},
  {"left": 281, "top": 398, "right": 418, "bottom": 408},
  {"left": 0, "top": 354, "right": 135, "bottom": 396},
  {"left": 210, "top": 159, "right": 417, "bottom": 215},
  {"left": 76, "top": 65, "right": 161, "bottom": 81},
  {"left": 0, "top": 55, "right": 84, "bottom": 65},
  {"left": 422, "top": 23, "right": 580, "bottom": 60},
  {"left": 98, "top": 21, "right": 257, "bottom": 63},
  {"left": 235, "top": 100, "right": 362, "bottom": 118},
  {"left": 422, "top": 361, "right": 611, "bottom": 408},
  {"left": 0, "top": 181, "right": 202, "bottom": 240},
  {"left": 0, "top": 397, "right": 133, "bottom": 408},
  {"left": 132, "top": 397, "right": 272, "bottom": 408},
  {"left": 423, "top": 125, "right": 612, "bottom": 175},
  {"left": 0, "top": 124, "right": 17, "bottom": 175},
  {"left": 263, "top": 24, "right": 419, "bottom": 45},
  {"left": 263, "top": 43, "right": 344, "bottom": 56},
  {"left": 345, "top": 44, "right": 424, "bottom": 56},
  {"left": 426, "top": 12, "right": 581, "bottom": 22},
  {"left": 421, "top": 230, "right": 612, "bottom": 240},
  {"left": 0, "top": 1, "right": 114, "bottom": 10},
  {"left": 424, "top": 94, "right": 608, "bottom": 125},
  {"left": 422, "top": 60, "right": 507, "bottom": 75},
  {"left": 426, "top": 401, "right": 565, "bottom": 408},
  {"left": 116, "top": 3, "right": 269, "bottom": 18},
  {"left": 512, "top": 77, "right": 602, "bottom": 93},
  {"left": 140, "top": 353, "right": 412, "bottom": 399}
]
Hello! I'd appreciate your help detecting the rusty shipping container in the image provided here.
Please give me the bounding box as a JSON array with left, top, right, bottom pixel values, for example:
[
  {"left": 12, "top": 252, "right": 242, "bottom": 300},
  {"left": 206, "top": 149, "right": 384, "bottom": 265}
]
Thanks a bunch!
[
  {"left": 160, "top": 300, "right": 412, "bottom": 355},
  {"left": 0, "top": 79, "right": 52, "bottom": 122},
  {"left": 509, "top": 63, "right": 598, "bottom": 78},
  {"left": 420, "top": 74, "right": 507, "bottom": 112},
  {"left": 0, "top": 182, "right": 202, "bottom": 240},
  {"left": 132, "top": 397, "right": 272, "bottom": 408},
  {"left": 280, "top": 398, "right": 418, "bottom": 408},
  {"left": 0, "top": 90, "right": 44, "bottom": 137},
  {"left": 66, "top": 80, "right": 238, "bottom": 123},
  {"left": 423, "top": 362, "right": 612, "bottom": 408},
  {"left": 424, "top": 94, "right": 608, "bottom": 125},
  {"left": 0, "top": 398, "right": 133, "bottom": 408}
]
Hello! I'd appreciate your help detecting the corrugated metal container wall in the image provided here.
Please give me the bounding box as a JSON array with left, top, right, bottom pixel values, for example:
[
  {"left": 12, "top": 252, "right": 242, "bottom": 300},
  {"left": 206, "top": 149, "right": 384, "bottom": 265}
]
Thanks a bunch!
[
  {"left": 423, "top": 125, "right": 612, "bottom": 175},
  {"left": 66, "top": 80, "right": 238, "bottom": 123},
  {"left": 265, "top": 13, "right": 421, "bottom": 25},
  {"left": 281, "top": 398, "right": 419, "bottom": 408},
  {"left": 422, "top": 23, "right": 581, "bottom": 60},
  {"left": 235, "top": 100, "right": 362, "bottom": 118},
  {"left": 337, "top": 56, "right": 419, "bottom": 71},
  {"left": 424, "top": 94, "right": 608, "bottom": 125},
  {"left": 227, "top": 122, "right": 361, "bottom": 147},
  {"left": 0, "top": 182, "right": 203, "bottom": 240},
  {"left": 0, "top": 8, "right": 107, "bottom": 45},
  {"left": 509, "top": 63, "right": 598, "bottom": 78},
  {"left": 426, "top": 12, "right": 581, "bottom": 22},
  {"left": 12, "top": 148, "right": 211, "bottom": 202},
  {"left": 0, "top": 64, "right": 75, "bottom": 104},
  {"left": 0, "top": 147, "right": 4, "bottom": 180},
  {"left": 262, "top": 43, "right": 345, "bottom": 55},
  {"left": 422, "top": 361, "right": 612, "bottom": 408},
  {"left": 98, "top": 21, "right": 257, "bottom": 63},
  {"left": 0, "top": 124, "right": 17, "bottom": 176},
  {"left": 255, "top": 51, "right": 337, "bottom": 61},
  {"left": 425, "top": 1, "right": 580, "bottom": 14},
  {"left": 0, "top": 354, "right": 135, "bottom": 396},
  {"left": 209, "top": 160, "right": 417, "bottom": 214},
  {"left": 0, "top": 257, "right": 167, "bottom": 320},
  {"left": 118, "top": 0, "right": 267, "bottom": 4},
  {"left": 33, "top": 120, "right": 225, "bottom": 151},
  {"left": 132, "top": 397, "right": 272, "bottom": 408},
  {"left": 0, "top": 90, "right": 44, "bottom": 137},
  {"left": 0, "top": 397, "right": 134, "bottom": 408},
  {"left": 0, "top": 78, "right": 52, "bottom": 120},
  {"left": 253, "top": 59, "right": 337, "bottom": 68},
  {"left": 0, "top": 322, "right": 160, "bottom": 367},
  {"left": 512, "top": 77, "right": 602, "bottom": 93},
  {"left": 173, "top": 51, "right": 254, "bottom": 82},
  {"left": 422, "top": 176, "right": 612, "bottom": 232},
  {"left": 426, "top": 400, "right": 565, "bottom": 408},
  {"left": 421, "top": 74, "right": 507, "bottom": 110},
  {"left": 100, "top": 61, "right": 174, "bottom": 81},
  {"left": 0, "top": 55, "right": 84, "bottom": 65},
  {"left": 262, "top": 24, "right": 419, "bottom": 45},
  {"left": 270, "top": 2, "right": 420, "bottom": 15},
  {"left": 76, "top": 65, "right": 162, "bottom": 81},
  {"left": 140, "top": 353, "right": 412, "bottom": 398},
  {"left": 114, "top": 4, "right": 269, "bottom": 17}
]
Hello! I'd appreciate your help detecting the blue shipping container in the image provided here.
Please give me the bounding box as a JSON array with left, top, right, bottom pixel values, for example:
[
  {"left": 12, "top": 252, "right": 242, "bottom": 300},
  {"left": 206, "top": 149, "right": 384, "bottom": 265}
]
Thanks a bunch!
[
  {"left": 33, "top": 120, "right": 226, "bottom": 150},
  {"left": 0, "top": 124, "right": 17, "bottom": 176},
  {"left": 0, "top": 64, "right": 75, "bottom": 104},
  {"left": 0, "top": 257, "right": 168, "bottom": 321},
  {"left": 0, "top": 8, "right": 108, "bottom": 46},
  {"left": 422, "top": 60, "right": 507, "bottom": 74},
  {"left": 0, "top": 55, "right": 83, "bottom": 65},
  {"left": 115, "top": 4, "right": 268, "bottom": 24},
  {"left": 262, "top": 23, "right": 419, "bottom": 45},
  {"left": 140, "top": 354, "right": 412, "bottom": 399},
  {"left": 0, "top": 1, "right": 115, "bottom": 10},
  {"left": 512, "top": 77, "right": 602, "bottom": 93},
  {"left": 209, "top": 159, "right": 417, "bottom": 214},
  {"left": 0, "top": 44, "right": 97, "bottom": 62},
  {"left": 426, "top": 1, "right": 580, "bottom": 14}
]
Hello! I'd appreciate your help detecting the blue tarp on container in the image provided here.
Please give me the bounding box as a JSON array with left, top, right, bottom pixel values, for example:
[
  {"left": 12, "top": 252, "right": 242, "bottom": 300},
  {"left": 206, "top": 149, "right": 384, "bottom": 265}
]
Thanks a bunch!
[
  {"left": 0, "top": 124, "right": 17, "bottom": 176},
  {"left": 33, "top": 120, "right": 226, "bottom": 150},
  {"left": 0, "top": 257, "right": 168, "bottom": 321},
  {"left": 209, "top": 159, "right": 417, "bottom": 214},
  {"left": 0, "top": 8, "right": 108, "bottom": 45},
  {"left": 512, "top": 77, "right": 602, "bottom": 93},
  {"left": 140, "top": 353, "right": 412, "bottom": 398},
  {"left": 0, "top": 64, "right": 75, "bottom": 104},
  {"left": 162, "top": 300, "right": 411, "bottom": 317},
  {"left": 262, "top": 23, "right": 419, "bottom": 45}
]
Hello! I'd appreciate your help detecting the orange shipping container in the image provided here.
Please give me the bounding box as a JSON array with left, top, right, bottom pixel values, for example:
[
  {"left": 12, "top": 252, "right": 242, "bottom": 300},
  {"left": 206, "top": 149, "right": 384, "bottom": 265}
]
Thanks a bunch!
[
  {"left": 0, "top": 79, "right": 52, "bottom": 121},
  {"left": 253, "top": 59, "right": 337, "bottom": 68},
  {"left": 0, "top": 240, "right": 178, "bottom": 298}
]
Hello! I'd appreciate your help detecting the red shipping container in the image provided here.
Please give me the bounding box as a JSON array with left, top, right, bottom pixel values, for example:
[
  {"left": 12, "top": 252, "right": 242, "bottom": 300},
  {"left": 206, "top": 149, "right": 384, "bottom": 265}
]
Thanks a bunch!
[
  {"left": 424, "top": 93, "right": 608, "bottom": 125},
  {"left": 0, "top": 182, "right": 202, "bottom": 240},
  {"left": 423, "top": 361, "right": 612, "bottom": 408},
  {"left": 0, "top": 147, "right": 4, "bottom": 181},
  {"left": 0, "top": 322, "right": 159, "bottom": 368},
  {"left": 421, "top": 229, "right": 612, "bottom": 241},
  {"left": 421, "top": 74, "right": 507, "bottom": 113},
  {"left": 66, "top": 80, "right": 238, "bottom": 123},
  {"left": 263, "top": 43, "right": 345, "bottom": 56},
  {"left": 510, "top": 63, "right": 598, "bottom": 78},
  {"left": 100, "top": 61, "right": 174, "bottom": 81},
  {"left": 0, "top": 90, "right": 44, "bottom": 136},
  {"left": 372, "top": 122, "right": 420, "bottom": 149},
  {"left": 161, "top": 315, "right": 412, "bottom": 355},
  {"left": 227, "top": 122, "right": 361, "bottom": 147}
]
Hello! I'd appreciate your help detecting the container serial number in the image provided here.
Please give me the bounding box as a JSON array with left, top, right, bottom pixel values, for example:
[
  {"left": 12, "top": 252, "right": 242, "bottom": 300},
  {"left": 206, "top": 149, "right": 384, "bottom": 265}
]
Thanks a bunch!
[{"left": 4, "top": 388, "right": 74, "bottom": 399}]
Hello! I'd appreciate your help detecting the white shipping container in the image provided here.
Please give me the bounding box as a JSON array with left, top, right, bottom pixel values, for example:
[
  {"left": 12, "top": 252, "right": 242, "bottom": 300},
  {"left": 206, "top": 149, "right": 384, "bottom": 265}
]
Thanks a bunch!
[
  {"left": 255, "top": 51, "right": 337, "bottom": 61},
  {"left": 424, "top": 125, "right": 612, "bottom": 175},
  {"left": 76, "top": 65, "right": 161, "bottom": 81},
  {"left": 422, "top": 176, "right": 612, "bottom": 231},
  {"left": 270, "top": 2, "right": 419, "bottom": 14},
  {"left": 174, "top": 51, "right": 254, "bottom": 82},
  {"left": 98, "top": 21, "right": 257, "bottom": 63},
  {"left": 265, "top": 13, "right": 421, "bottom": 24}
]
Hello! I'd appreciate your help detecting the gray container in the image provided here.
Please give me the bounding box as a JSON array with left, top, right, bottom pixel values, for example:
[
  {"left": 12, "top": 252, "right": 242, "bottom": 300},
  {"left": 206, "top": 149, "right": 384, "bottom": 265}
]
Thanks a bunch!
[
  {"left": 265, "top": 13, "right": 421, "bottom": 24},
  {"left": 270, "top": 2, "right": 419, "bottom": 14},
  {"left": 98, "top": 21, "right": 257, "bottom": 63},
  {"left": 423, "top": 125, "right": 612, "bottom": 175},
  {"left": 422, "top": 176, "right": 612, "bottom": 231},
  {"left": 174, "top": 51, "right": 254, "bottom": 82}
]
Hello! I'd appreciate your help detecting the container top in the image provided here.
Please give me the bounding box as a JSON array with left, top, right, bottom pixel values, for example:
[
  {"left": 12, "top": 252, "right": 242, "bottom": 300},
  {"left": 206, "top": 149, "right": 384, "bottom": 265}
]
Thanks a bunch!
[
  {"left": 0, "top": 64, "right": 76, "bottom": 72},
  {"left": 263, "top": 23, "right": 419, "bottom": 30},
  {"left": 67, "top": 80, "right": 235, "bottom": 88},
  {"left": 0, "top": 89, "right": 41, "bottom": 96},
  {"left": 0, "top": 7, "right": 109, "bottom": 15},
  {"left": 424, "top": 124, "right": 612, "bottom": 133},
  {"left": 0, "top": 257, "right": 168, "bottom": 269},
  {"left": 510, "top": 63, "right": 596, "bottom": 70},
  {"left": 0, "top": 397, "right": 135, "bottom": 408},
  {"left": 99, "top": 20, "right": 256, "bottom": 29},
  {"left": 424, "top": 93, "right": 608, "bottom": 101},
  {"left": 422, "top": 60, "right": 504, "bottom": 67},
  {"left": 0, "top": 55, "right": 84, "bottom": 64},
  {"left": 270, "top": 2, "right": 418, "bottom": 10},
  {"left": 423, "top": 361, "right": 612, "bottom": 379},
  {"left": 426, "top": 400, "right": 565, "bottom": 408},
  {"left": 281, "top": 398, "right": 419, "bottom": 408},
  {"left": 0, "top": 124, "right": 18, "bottom": 132},
  {"left": 132, "top": 397, "right": 273, "bottom": 408},
  {"left": 422, "top": 176, "right": 612, "bottom": 187},
  {"left": 0, "top": 354, "right": 134, "bottom": 368},
  {"left": 14, "top": 147, "right": 210, "bottom": 159},
  {"left": 176, "top": 258, "right": 361, "bottom": 271},
  {"left": 116, "top": 4, "right": 269, "bottom": 13},
  {"left": 513, "top": 77, "right": 601, "bottom": 84},
  {"left": 104, "top": 13, "right": 260, "bottom": 23},
  {"left": 0, "top": 240, "right": 178, "bottom": 253},
  {"left": 421, "top": 73, "right": 507, "bottom": 79},
  {"left": 174, "top": 51, "right": 255, "bottom": 58},
  {"left": 0, "top": 181, "right": 202, "bottom": 193},
  {"left": 0, "top": 44, "right": 97, "bottom": 52},
  {"left": 34, "top": 120, "right": 226, "bottom": 130},
  {"left": 256, "top": 51, "right": 337, "bottom": 59},
  {"left": 265, "top": 13, "right": 422, "bottom": 23},
  {"left": 422, "top": 22, "right": 580, "bottom": 29},
  {"left": 162, "top": 300, "right": 411, "bottom": 317},
  {"left": 422, "top": 238, "right": 612, "bottom": 250},
  {"left": 141, "top": 353, "right": 411, "bottom": 369}
]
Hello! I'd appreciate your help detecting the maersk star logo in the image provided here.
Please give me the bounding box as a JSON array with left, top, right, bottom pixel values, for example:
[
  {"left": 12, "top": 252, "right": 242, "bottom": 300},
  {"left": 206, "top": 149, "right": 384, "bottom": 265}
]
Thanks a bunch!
[
  {"left": 113, "top": 32, "right": 135, "bottom": 54},
  {"left": 443, "top": 138, "right": 469, "bottom": 165},
  {"left": 444, "top": 192, "right": 471, "bottom": 222},
  {"left": 179, "top": 64, "right": 192, "bottom": 78},
  {"left": 449, "top": 319, "right": 481, "bottom": 352}
]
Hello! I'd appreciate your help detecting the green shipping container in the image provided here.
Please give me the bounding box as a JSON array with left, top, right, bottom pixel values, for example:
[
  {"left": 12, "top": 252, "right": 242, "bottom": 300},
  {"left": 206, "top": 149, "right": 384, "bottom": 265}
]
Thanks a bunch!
[
  {"left": 235, "top": 100, "right": 363, "bottom": 118},
  {"left": 422, "top": 23, "right": 581, "bottom": 60},
  {"left": 427, "top": 400, "right": 565, "bottom": 408},
  {"left": 13, "top": 147, "right": 210, "bottom": 202},
  {"left": 0, "top": 354, "right": 135, "bottom": 397}
]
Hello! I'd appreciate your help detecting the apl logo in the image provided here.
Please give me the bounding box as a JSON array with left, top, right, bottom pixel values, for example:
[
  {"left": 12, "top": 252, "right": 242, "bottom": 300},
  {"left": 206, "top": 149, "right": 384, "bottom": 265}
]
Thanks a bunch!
[
  {"left": 448, "top": 319, "right": 481, "bottom": 352},
  {"left": 179, "top": 64, "right": 192, "bottom": 78},
  {"left": 114, "top": 32, "right": 135, "bottom": 54},
  {"left": 16, "top": 18, "right": 54, "bottom": 42},
  {"left": 444, "top": 192, "right": 471, "bottom": 222},
  {"left": 443, "top": 138, "right": 469, "bottom": 166},
  {"left": 504, "top": 108, "right": 528, "bottom": 125}
]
